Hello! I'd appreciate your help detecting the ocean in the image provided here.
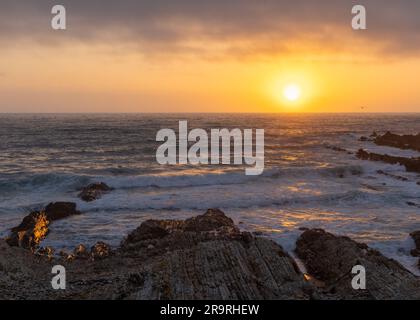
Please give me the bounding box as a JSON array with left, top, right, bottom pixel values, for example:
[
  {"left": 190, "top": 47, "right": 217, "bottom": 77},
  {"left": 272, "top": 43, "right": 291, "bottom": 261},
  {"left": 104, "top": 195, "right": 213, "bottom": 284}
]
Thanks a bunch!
[{"left": 0, "top": 113, "right": 419, "bottom": 274}]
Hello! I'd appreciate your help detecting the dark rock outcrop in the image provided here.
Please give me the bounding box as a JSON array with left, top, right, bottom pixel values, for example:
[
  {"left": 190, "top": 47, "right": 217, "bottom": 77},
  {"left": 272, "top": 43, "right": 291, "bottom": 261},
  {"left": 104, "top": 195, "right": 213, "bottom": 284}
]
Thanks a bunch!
[
  {"left": 116, "top": 209, "right": 312, "bottom": 299},
  {"left": 2, "top": 210, "right": 419, "bottom": 300},
  {"left": 1, "top": 209, "right": 313, "bottom": 300},
  {"left": 377, "top": 170, "right": 408, "bottom": 182},
  {"left": 91, "top": 242, "right": 111, "bottom": 260},
  {"left": 356, "top": 149, "right": 420, "bottom": 173},
  {"left": 410, "top": 231, "right": 420, "bottom": 269},
  {"left": 6, "top": 202, "right": 81, "bottom": 249},
  {"left": 78, "top": 182, "right": 113, "bottom": 202},
  {"left": 67, "top": 242, "right": 112, "bottom": 261},
  {"left": 123, "top": 209, "right": 238, "bottom": 246},
  {"left": 0, "top": 240, "right": 53, "bottom": 299},
  {"left": 325, "top": 145, "right": 353, "bottom": 155},
  {"left": 296, "top": 229, "right": 420, "bottom": 300},
  {"left": 374, "top": 132, "right": 420, "bottom": 152}
]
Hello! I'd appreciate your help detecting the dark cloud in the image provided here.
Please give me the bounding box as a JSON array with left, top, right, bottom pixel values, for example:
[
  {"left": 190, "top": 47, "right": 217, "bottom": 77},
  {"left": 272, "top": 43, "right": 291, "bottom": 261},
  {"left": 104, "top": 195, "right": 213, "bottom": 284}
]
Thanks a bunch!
[{"left": 1, "top": 0, "right": 420, "bottom": 57}]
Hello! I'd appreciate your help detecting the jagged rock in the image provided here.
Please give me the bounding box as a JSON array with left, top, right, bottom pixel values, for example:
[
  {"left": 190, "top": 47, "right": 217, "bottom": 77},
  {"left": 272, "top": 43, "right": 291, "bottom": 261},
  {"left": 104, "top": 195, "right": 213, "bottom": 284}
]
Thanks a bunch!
[
  {"left": 377, "top": 170, "right": 408, "bottom": 182},
  {"left": 74, "top": 244, "right": 90, "bottom": 259},
  {"left": 2, "top": 210, "right": 419, "bottom": 300},
  {"left": 122, "top": 209, "right": 239, "bottom": 246},
  {"left": 44, "top": 202, "right": 81, "bottom": 220},
  {"left": 115, "top": 209, "right": 313, "bottom": 299},
  {"left": 326, "top": 145, "right": 348, "bottom": 153},
  {"left": 78, "top": 182, "right": 113, "bottom": 202},
  {"left": 374, "top": 132, "right": 420, "bottom": 152},
  {"left": 35, "top": 246, "right": 55, "bottom": 259},
  {"left": 296, "top": 229, "right": 420, "bottom": 300},
  {"left": 410, "top": 232, "right": 420, "bottom": 267},
  {"left": 91, "top": 242, "right": 111, "bottom": 260},
  {"left": 406, "top": 202, "right": 420, "bottom": 208},
  {"left": 356, "top": 149, "right": 420, "bottom": 173},
  {"left": 6, "top": 202, "right": 81, "bottom": 249},
  {"left": 1, "top": 209, "right": 315, "bottom": 299}
]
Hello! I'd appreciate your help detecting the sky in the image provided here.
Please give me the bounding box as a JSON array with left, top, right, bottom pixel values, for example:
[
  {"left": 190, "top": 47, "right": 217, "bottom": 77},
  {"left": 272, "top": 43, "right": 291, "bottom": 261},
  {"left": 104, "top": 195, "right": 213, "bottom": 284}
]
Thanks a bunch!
[{"left": 1, "top": 0, "right": 420, "bottom": 113}]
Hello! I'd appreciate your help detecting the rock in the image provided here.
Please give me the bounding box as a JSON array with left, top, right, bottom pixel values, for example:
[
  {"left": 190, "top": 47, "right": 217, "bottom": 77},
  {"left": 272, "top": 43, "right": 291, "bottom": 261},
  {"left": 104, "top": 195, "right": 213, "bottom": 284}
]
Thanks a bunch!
[
  {"left": 117, "top": 211, "right": 311, "bottom": 300},
  {"left": 6, "top": 202, "right": 81, "bottom": 249},
  {"left": 35, "top": 246, "right": 55, "bottom": 260},
  {"left": 0, "top": 240, "right": 55, "bottom": 299},
  {"left": 91, "top": 242, "right": 111, "bottom": 260},
  {"left": 356, "top": 149, "right": 420, "bottom": 173},
  {"left": 74, "top": 244, "right": 89, "bottom": 259},
  {"left": 296, "top": 229, "right": 420, "bottom": 300},
  {"left": 1, "top": 210, "right": 420, "bottom": 300},
  {"left": 377, "top": 170, "right": 408, "bottom": 182},
  {"left": 122, "top": 209, "right": 239, "bottom": 246},
  {"left": 406, "top": 202, "right": 420, "bottom": 208},
  {"left": 78, "top": 182, "right": 113, "bottom": 202},
  {"left": 184, "top": 208, "right": 238, "bottom": 232},
  {"left": 410, "top": 231, "right": 420, "bottom": 260},
  {"left": 326, "top": 145, "right": 348, "bottom": 153},
  {"left": 374, "top": 132, "right": 420, "bottom": 152},
  {"left": 44, "top": 202, "right": 81, "bottom": 220},
  {"left": 370, "top": 131, "right": 378, "bottom": 138},
  {"left": 1, "top": 209, "right": 315, "bottom": 299},
  {"left": 100, "top": 209, "right": 314, "bottom": 299},
  {"left": 359, "top": 136, "right": 369, "bottom": 142}
]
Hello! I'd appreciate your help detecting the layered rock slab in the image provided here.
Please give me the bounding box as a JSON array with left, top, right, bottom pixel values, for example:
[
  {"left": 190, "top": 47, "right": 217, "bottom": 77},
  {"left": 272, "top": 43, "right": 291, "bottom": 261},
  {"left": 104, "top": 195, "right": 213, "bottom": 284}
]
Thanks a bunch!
[{"left": 296, "top": 229, "right": 420, "bottom": 300}]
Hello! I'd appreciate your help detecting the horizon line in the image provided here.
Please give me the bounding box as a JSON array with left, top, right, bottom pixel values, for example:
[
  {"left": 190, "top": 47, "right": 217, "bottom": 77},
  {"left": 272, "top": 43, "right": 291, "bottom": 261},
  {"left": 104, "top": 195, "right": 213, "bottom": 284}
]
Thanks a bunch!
[{"left": 1, "top": 112, "right": 420, "bottom": 115}]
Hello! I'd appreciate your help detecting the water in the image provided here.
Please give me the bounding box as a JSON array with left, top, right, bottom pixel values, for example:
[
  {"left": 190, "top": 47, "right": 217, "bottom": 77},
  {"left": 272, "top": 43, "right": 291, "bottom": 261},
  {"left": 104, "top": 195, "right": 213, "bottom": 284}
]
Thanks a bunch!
[{"left": 0, "top": 113, "right": 419, "bottom": 274}]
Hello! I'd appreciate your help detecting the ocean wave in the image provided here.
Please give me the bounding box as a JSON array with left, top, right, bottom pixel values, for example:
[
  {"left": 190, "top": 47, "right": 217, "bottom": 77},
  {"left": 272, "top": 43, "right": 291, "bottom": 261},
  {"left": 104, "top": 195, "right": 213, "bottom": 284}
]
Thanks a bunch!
[
  {"left": 0, "top": 173, "right": 91, "bottom": 193},
  {"left": 75, "top": 189, "right": 391, "bottom": 213},
  {"left": 0, "top": 164, "right": 368, "bottom": 193}
]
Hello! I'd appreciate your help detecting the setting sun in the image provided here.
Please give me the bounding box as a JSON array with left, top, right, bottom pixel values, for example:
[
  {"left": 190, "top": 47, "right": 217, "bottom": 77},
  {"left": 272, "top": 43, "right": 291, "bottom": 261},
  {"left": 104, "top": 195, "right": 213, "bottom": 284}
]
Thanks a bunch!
[{"left": 284, "top": 84, "right": 301, "bottom": 102}]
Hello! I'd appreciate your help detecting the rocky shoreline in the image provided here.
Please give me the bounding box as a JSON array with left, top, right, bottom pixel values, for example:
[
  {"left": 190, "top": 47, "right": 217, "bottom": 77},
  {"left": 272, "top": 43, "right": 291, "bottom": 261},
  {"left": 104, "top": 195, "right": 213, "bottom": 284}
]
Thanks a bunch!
[
  {"left": 1, "top": 208, "right": 419, "bottom": 300},
  {"left": 1, "top": 131, "right": 420, "bottom": 300},
  {"left": 355, "top": 131, "right": 420, "bottom": 174}
]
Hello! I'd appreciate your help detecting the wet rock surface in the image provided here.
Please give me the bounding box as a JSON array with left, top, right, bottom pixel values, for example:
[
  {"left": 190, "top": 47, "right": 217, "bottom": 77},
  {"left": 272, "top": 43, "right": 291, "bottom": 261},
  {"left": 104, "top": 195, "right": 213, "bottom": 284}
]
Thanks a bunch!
[
  {"left": 325, "top": 145, "right": 353, "bottom": 155},
  {"left": 296, "top": 229, "right": 420, "bottom": 300},
  {"left": 374, "top": 132, "right": 420, "bottom": 152},
  {"left": 411, "top": 231, "right": 420, "bottom": 269},
  {"left": 377, "top": 170, "right": 408, "bottom": 182},
  {"left": 6, "top": 202, "right": 81, "bottom": 249},
  {"left": 78, "top": 182, "right": 113, "bottom": 202},
  {"left": 1, "top": 210, "right": 419, "bottom": 300},
  {"left": 0, "top": 209, "right": 313, "bottom": 300},
  {"left": 356, "top": 149, "right": 420, "bottom": 173},
  {"left": 411, "top": 231, "right": 420, "bottom": 256}
]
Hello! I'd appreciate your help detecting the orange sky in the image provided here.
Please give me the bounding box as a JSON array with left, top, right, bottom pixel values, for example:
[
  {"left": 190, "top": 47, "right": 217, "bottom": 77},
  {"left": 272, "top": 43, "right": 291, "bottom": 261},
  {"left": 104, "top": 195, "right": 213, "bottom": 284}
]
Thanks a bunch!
[{"left": 1, "top": 1, "right": 420, "bottom": 113}]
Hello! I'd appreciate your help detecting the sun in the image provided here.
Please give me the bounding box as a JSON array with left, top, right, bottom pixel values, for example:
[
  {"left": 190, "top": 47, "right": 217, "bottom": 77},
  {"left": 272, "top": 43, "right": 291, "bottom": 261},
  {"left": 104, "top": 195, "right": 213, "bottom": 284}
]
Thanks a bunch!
[{"left": 283, "top": 84, "right": 301, "bottom": 102}]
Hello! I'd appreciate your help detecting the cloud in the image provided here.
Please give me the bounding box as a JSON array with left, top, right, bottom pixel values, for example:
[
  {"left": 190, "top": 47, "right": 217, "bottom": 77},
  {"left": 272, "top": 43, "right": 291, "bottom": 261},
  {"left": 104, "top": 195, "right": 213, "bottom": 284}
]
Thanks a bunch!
[{"left": 1, "top": 0, "right": 420, "bottom": 58}]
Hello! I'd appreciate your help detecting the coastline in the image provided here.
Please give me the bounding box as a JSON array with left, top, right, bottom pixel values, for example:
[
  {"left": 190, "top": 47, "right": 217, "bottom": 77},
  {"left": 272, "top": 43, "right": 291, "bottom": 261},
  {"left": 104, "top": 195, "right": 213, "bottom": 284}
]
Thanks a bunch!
[
  {"left": 1, "top": 208, "right": 419, "bottom": 300},
  {"left": 1, "top": 126, "right": 420, "bottom": 299}
]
